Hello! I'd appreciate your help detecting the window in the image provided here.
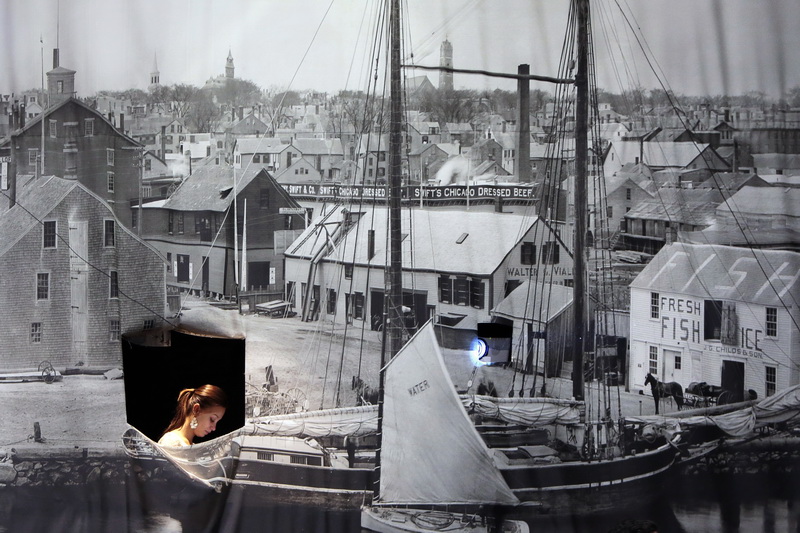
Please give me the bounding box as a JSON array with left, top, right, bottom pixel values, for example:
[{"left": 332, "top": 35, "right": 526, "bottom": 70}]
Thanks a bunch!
[
  {"left": 144, "top": 158, "right": 152, "bottom": 171},
  {"left": 766, "top": 307, "right": 777, "bottom": 337},
  {"left": 650, "top": 292, "right": 659, "bottom": 319},
  {"left": 541, "top": 241, "right": 560, "bottom": 264},
  {"left": 674, "top": 356, "right": 682, "bottom": 370},
  {"left": 131, "top": 209, "right": 138, "bottom": 229},
  {"left": 166, "top": 253, "right": 172, "bottom": 272},
  {"left": 327, "top": 288, "right": 337, "bottom": 314},
  {"left": 37, "top": 273, "right": 50, "bottom": 300},
  {"left": 284, "top": 215, "right": 294, "bottom": 230},
  {"left": 704, "top": 300, "right": 737, "bottom": 343},
  {"left": 504, "top": 279, "right": 522, "bottom": 297},
  {"left": 109, "top": 271, "right": 119, "bottom": 299},
  {"left": 64, "top": 149, "right": 77, "bottom": 173},
  {"left": 168, "top": 211, "right": 174, "bottom": 234},
  {"left": 353, "top": 292, "right": 365, "bottom": 320},
  {"left": 470, "top": 278, "right": 484, "bottom": 309},
  {"left": 143, "top": 319, "right": 155, "bottom": 330},
  {"left": 177, "top": 254, "right": 190, "bottom": 283},
  {"left": 57, "top": 80, "right": 64, "bottom": 93},
  {"left": 606, "top": 205, "right": 613, "bottom": 218},
  {"left": 30, "top": 323, "right": 42, "bottom": 343},
  {"left": 107, "top": 172, "right": 115, "bottom": 193},
  {"left": 520, "top": 242, "right": 536, "bottom": 265},
  {"left": 29, "top": 149, "right": 39, "bottom": 167},
  {"left": 626, "top": 188, "right": 631, "bottom": 200},
  {"left": 177, "top": 213, "right": 184, "bottom": 234},
  {"left": 766, "top": 366, "right": 777, "bottom": 397},
  {"left": 344, "top": 264, "right": 353, "bottom": 280},
  {"left": 84, "top": 118, "right": 94, "bottom": 137},
  {"left": 453, "top": 277, "right": 469, "bottom": 306},
  {"left": 104, "top": 220, "right": 115, "bottom": 247},
  {"left": 43, "top": 221, "right": 57, "bottom": 248},
  {"left": 107, "top": 148, "right": 115, "bottom": 166},
  {"left": 648, "top": 346, "right": 658, "bottom": 375},
  {"left": 260, "top": 189, "right": 270, "bottom": 209},
  {"left": 49, "top": 119, "right": 57, "bottom": 138},
  {"left": 438, "top": 276, "right": 452, "bottom": 304},
  {"left": 109, "top": 320, "right": 121, "bottom": 341}
]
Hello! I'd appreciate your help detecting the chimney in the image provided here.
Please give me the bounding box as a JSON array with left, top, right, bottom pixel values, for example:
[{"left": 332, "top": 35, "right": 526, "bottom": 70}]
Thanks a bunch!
[
  {"left": 19, "top": 103, "right": 25, "bottom": 129},
  {"left": 495, "top": 196, "right": 504, "bottom": 213},
  {"left": 119, "top": 113, "right": 125, "bottom": 132},
  {"left": 238, "top": 106, "right": 243, "bottom": 121},
  {"left": 7, "top": 141, "right": 16, "bottom": 208},
  {"left": 161, "top": 125, "right": 166, "bottom": 159},
  {"left": 53, "top": 48, "right": 59, "bottom": 69}
]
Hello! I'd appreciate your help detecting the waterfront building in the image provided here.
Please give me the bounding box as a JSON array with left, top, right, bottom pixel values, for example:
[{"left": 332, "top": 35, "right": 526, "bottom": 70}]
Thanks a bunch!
[
  {"left": 283, "top": 205, "right": 572, "bottom": 341},
  {"left": 628, "top": 242, "right": 800, "bottom": 400},
  {"left": 0, "top": 175, "right": 166, "bottom": 370},
  {"left": 138, "top": 162, "right": 305, "bottom": 305}
]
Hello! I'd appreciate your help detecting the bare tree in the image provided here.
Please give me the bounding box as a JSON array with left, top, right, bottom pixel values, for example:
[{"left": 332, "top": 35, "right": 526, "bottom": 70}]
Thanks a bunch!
[
  {"left": 170, "top": 84, "right": 200, "bottom": 118},
  {"left": 187, "top": 90, "right": 222, "bottom": 133}
]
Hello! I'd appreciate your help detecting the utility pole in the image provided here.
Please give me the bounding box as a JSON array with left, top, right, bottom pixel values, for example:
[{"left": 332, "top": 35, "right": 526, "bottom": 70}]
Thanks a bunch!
[{"left": 123, "top": 146, "right": 145, "bottom": 236}]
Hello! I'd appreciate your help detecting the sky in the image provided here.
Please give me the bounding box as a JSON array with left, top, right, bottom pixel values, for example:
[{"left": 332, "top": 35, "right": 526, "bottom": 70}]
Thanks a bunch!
[{"left": 2, "top": 0, "right": 799, "bottom": 100}]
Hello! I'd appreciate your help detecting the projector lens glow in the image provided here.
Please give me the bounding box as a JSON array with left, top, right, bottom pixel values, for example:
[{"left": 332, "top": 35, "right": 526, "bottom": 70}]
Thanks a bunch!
[{"left": 470, "top": 338, "right": 488, "bottom": 366}]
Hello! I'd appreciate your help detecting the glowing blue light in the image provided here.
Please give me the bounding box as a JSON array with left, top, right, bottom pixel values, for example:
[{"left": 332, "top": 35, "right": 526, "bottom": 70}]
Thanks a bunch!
[{"left": 469, "top": 338, "right": 489, "bottom": 366}]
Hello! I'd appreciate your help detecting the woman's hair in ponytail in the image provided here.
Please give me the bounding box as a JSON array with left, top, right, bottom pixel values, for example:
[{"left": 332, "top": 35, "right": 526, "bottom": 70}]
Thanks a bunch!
[{"left": 162, "top": 384, "right": 228, "bottom": 435}]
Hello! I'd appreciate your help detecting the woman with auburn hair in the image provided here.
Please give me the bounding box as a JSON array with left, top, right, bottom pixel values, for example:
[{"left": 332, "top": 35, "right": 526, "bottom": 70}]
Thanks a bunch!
[{"left": 158, "top": 384, "right": 228, "bottom": 447}]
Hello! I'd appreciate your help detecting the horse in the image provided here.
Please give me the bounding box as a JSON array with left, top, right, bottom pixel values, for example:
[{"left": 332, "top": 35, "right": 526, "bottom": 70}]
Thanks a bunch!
[
  {"left": 351, "top": 375, "right": 379, "bottom": 406},
  {"left": 644, "top": 373, "right": 684, "bottom": 414}
]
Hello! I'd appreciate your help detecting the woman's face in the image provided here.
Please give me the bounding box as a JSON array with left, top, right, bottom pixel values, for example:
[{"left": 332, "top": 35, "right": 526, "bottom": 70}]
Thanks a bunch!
[{"left": 192, "top": 405, "right": 226, "bottom": 438}]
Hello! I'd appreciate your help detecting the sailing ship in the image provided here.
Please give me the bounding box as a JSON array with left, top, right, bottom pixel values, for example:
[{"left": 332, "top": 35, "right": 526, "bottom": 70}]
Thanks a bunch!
[{"left": 122, "top": 0, "right": 683, "bottom": 521}]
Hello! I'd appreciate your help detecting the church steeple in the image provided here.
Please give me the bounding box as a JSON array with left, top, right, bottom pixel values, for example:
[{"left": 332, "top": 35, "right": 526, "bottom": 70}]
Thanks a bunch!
[
  {"left": 150, "top": 52, "right": 160, "bottom": 88},
  {"left": 225, "top": 49, "right": 234, "bottom": 79}
]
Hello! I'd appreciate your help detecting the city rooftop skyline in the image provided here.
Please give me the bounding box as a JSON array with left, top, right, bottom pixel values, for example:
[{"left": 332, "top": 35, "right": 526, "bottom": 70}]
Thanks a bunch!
[{"left": 2, "top": 0, "right": 799, "bottom": 100}]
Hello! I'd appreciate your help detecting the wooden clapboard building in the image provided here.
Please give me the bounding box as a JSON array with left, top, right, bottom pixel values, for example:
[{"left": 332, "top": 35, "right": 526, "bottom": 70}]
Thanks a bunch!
[{"left": 628, "top": 242, "right": 800, "bottom": 400}]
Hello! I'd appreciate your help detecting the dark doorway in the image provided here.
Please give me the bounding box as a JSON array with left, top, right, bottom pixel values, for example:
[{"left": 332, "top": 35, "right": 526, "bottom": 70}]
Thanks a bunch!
[
  {"left": 721, "top": 360, "right": 745, "bottom": 403},
  {"left": 247, "top": 261, "right": 271, "bottom": 289}
]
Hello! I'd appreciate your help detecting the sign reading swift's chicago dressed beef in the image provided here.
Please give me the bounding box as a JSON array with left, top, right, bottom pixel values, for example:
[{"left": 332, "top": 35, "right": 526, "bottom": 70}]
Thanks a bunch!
[{"left": 281, "top": 183, "right": 537, "bottom": 202}]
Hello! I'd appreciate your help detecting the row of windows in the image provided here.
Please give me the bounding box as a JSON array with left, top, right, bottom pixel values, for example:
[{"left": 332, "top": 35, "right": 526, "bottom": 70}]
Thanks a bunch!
[
  {"left": 520, "top": 241, "right": 560, "bottom": 265},
  {"left": 41, "top": 220, "right": 115, "bottom": 249},
  {"left": 650, "top": 292, "right": 779, "bottom": 339},
  {"left": 318, "top": 288, "right": 365, "bottom": 319},
  {"left": 35, "top": 269, "right": 120, "bottom": 301},
  {"left": 648, "top": 344, "right": 777, "bottom": 397},
  {"left": 30, "top": 318, "right": 155, "bottom": 344},
  {"left": 438, "top": 276, "right": 485, "bottom": 309},
  {"left": 46, "top": 118, "right": 94, "bottom": 139}
]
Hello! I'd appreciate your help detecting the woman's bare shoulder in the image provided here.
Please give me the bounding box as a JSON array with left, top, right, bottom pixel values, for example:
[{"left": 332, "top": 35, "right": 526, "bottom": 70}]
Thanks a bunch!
[{"left": 158, "top": 431, "right": 190, "bottom": 447}]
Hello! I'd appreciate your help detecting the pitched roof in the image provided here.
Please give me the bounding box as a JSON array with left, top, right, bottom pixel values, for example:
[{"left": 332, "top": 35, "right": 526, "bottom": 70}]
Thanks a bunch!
[
  {"left": 162, "top": 165, "right": 268, "bottom": 212},
  {"left": 290, "top": 138, "right": 344, "bottom": 156},
  {"left": 0, "top": 176, "right": 77, "bottom": 256},
  {"left": 285, "top": 205, "right": 552, "bottom": 276},
  {"left": 235, "top": 137, "right": 287, "bottom": 154},
  {"left": 491, "top": 281, "right": 573, "bottom": 324},
  {"left": 720, "top": 186, "right": 800, "bottom": 217},
  {"left": 630, "top": 242, "right": 800, "bottom": 307},
  {"left": 625, "top": 188, "right": 723, "bottom": 225},
  {"left": 752, "top": 153, "right": 800, "bottom": 170},
  {"left": 4, "top": 97, "right": 140, "bottom": 146},
  {"left": 611, "top": 140, "right": 711, "bottom": 168}
]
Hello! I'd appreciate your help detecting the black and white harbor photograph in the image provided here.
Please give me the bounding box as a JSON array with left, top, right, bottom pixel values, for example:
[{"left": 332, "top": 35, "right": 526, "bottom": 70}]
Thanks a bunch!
[{"left": 1, "top": 0, "right": 800, "bottom": 531}]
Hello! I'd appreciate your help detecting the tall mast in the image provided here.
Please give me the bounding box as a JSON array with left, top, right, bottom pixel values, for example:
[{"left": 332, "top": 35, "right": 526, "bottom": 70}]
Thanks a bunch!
[
  {"left": 572, "top": 0, "right": 589, "bottom": 401},
  {"left": 386, "top": 0, "right": 404, "bottom": 361}
]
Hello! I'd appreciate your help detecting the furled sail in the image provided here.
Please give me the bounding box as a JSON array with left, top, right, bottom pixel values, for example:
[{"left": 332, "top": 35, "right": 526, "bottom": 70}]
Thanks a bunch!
[{"left": 378, "top": 321, "right": 519, "bottom": 505}]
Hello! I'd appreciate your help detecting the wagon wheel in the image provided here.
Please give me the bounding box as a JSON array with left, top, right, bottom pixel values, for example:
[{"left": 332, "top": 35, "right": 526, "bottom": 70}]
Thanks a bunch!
[
  {"left": 283, "top": 388, "right": 307, "bottom": 413},
  {"left": 38, "top": 361, "right": 56, "bottom": 384},
  {"left": 716, "top": 390, "right": 732, "bottom": 406}
]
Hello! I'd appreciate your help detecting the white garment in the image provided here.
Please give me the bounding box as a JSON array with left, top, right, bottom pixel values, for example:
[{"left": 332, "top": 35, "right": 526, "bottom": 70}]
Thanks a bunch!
[{"left": 158, "top": 431, "right": 190, "bottom": 447}]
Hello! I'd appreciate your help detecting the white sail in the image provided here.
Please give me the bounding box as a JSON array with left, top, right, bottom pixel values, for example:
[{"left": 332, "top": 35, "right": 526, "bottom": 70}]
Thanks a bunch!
[{"left": 379, "top": 321, "right": 519, "bottom": 505}]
